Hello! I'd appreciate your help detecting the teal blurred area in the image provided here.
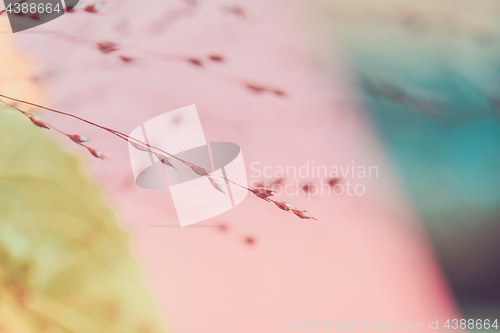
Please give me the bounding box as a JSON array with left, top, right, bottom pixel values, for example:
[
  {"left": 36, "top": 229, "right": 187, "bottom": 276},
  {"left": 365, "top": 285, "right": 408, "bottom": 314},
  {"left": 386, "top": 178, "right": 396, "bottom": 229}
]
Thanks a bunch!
[
  {"left": 323, "top": 0, "right": 500, "bottom": 319},
  {"left": 359, "top": 63, "right": 500, "bottom": 228}
]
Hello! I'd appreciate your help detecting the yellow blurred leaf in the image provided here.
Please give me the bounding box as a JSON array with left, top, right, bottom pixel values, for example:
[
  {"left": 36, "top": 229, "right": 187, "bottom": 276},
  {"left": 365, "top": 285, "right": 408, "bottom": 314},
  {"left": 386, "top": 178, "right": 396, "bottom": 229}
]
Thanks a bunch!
[{"left": 0, "top": 106, "right": 168, "bottom": 333}]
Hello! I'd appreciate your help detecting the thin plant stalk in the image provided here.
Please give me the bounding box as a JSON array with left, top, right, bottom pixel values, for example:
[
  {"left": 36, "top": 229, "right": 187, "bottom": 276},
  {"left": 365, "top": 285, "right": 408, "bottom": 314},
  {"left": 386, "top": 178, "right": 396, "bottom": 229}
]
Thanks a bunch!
[{"left": 0, "top": 93, "right": 316, "bottom": 220}]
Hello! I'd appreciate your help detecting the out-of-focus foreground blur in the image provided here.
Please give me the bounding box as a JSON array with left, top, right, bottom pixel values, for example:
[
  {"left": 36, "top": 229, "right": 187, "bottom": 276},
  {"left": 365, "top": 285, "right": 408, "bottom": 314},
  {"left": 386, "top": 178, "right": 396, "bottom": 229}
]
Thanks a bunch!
[{"left": 0, "top": 0, "right": 499, "bottom": 332}]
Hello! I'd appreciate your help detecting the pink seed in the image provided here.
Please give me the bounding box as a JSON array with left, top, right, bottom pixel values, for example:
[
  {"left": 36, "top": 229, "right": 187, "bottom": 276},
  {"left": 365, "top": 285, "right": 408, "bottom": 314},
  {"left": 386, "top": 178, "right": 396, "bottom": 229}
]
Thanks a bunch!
[
  {"left": 292, "top": 209, "right": 318, "bottom": 220},
  {"left": 208, "top": 175, "right": 227, "bottom": 195},
  {"left": 130, "top": 141, "right": 149, "bottom": 152},
  {"left": 251, "top": 187, "right": 275, "bottom": 199},
  {"left": 273, "top": 201, "right": 295, "bottom": 211},
  {"left": 155, "top": 153, "right": 176, "bottom": 169},
  {"left": 87, "top": 147, "right": 105, "bottom": 160},
  {"left": 191, "top": 165, "right": 209, "bottom": 176}
]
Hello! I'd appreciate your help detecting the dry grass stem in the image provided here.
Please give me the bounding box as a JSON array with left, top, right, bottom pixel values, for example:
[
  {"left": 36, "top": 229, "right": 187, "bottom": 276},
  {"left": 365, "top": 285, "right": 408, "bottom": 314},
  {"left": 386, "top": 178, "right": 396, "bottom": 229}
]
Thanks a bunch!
[{"left": 0, "top": 92, "right": 315, "bottom": 220}]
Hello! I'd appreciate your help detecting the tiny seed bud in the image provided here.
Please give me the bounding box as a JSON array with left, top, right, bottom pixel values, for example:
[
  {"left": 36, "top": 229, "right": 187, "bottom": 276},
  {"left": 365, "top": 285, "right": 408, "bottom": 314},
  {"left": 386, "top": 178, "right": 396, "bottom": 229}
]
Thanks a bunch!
[
  {"left": 191, "top": 165, "right": 209, "bottom": 176},
  {"left": 273, "top": 201, "right": 295, "bottom": 211},
  {"left": 68, "top": 134, "right": 88, "bottom": 144},
  {"left": 87, "top": 147, "right": 106, "bottom": 160},
  {"left": 130, "top": 141, "right": 149, "bottom": 152},
  {"left": 155, "top": 153, "right": 176, "bottom": 169},
  {"left": 251, "top": 187, "right": 275, "bottom": 199},
  {"left": 208, "top": 175, "right": 226, "bottom": 195},
  {"left": 97, "top": 41, "right": 119, "bottom": 54},
  {"left": 29, "top": 116, "right": 50, "bottom": 129},
  {"left": 84, "top": 2, "right": 104, "bottom": 13},
  {"left": 292, "top": 209, "right": 317, "bottom": 220}
]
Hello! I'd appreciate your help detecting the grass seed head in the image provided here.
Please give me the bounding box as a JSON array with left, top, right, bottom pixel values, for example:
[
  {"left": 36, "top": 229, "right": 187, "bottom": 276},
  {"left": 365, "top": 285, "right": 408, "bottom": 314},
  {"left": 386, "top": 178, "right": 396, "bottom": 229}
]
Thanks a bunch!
[
  {"left": 29, "top": 116, "right": 50, "bottom": 129},
  {"left": 68, "top": 134, "right": 88, "bottom": 144},
  {"left": 84, "top": 2, "right": 104, "bottom": 13},
  {"left": 292, "top": 209, "right": 317, "bottom": 220},
  {"left": 86, "top": 147, "right": 106, "bottom": 160},
  {"left": 130, "top": 141, "right": 149, "bottom": 152},
  {"left": 208, "top": 175, "right": 227, "bottom": 195},
  {"left": 274, "top": 200, "right": 295, "bottom": 211},
  {"left": 0, "top": 93, "right": 318, "bottom": 222},
  {"left": 251, "top": 187, "right": 275, "bottom": 199},
  {"left": 155, "top": 153, "right": 176, "bottom": 168}
]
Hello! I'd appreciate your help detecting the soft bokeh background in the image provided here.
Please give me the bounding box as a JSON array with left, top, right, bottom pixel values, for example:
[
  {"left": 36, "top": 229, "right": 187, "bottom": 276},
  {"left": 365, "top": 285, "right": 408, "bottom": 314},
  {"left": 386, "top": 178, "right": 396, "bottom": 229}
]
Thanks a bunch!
[
  {"left": 1, "top": 0, "right": 498, "bottom": 332},
  {"left": 316, "top": 0, "right": 500, "bottom": 320}
]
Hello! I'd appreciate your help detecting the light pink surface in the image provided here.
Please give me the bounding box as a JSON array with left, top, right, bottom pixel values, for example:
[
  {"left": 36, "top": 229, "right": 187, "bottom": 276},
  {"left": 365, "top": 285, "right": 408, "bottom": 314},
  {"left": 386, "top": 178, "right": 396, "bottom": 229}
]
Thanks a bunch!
[{"left": 13, "top": 0, "right": 459, "bottom": 331}]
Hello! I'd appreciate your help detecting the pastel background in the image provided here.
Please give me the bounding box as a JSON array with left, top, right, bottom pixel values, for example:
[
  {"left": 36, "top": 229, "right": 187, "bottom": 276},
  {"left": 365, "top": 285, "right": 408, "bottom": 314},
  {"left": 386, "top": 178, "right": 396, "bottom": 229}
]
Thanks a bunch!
[{"left": 1, "top": 0, "right": 498, "bottom": 332}]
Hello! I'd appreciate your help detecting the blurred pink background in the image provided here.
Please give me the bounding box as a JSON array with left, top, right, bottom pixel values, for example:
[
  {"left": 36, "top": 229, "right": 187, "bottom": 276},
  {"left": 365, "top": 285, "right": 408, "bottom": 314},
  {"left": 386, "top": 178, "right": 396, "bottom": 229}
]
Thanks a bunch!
[{"left": 5, "top": 0, "right": 460, "bottom": 331}]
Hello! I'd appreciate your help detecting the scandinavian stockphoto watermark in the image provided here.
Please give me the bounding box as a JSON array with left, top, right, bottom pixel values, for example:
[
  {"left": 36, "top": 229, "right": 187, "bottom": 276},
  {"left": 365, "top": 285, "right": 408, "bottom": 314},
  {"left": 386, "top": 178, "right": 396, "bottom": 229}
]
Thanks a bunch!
[
  {"left": 128, "top": 105, "right": 248, "bottom": 227},
  {"left": 249, "top": 161, "right": 379, "bottom": 198},
  {"left": 290, "top": 319, "right": 428, "bottom": 330},
  {"left": 290, "top": 319, "right": 500, "bottom": 330}
]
